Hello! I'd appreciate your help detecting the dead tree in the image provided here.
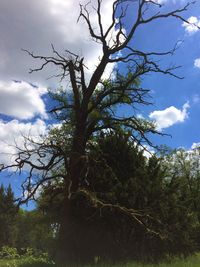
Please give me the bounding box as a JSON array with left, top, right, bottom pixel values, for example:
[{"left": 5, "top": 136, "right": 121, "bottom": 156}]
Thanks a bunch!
[{"left": 0, "top": 0, "right": 198, "bottom": 264}]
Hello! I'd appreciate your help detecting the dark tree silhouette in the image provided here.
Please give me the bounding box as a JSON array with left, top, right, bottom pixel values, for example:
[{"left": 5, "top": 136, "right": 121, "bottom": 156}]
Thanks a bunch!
[{"left": 0, "top": 184, "right": 18, "bottom": 248}]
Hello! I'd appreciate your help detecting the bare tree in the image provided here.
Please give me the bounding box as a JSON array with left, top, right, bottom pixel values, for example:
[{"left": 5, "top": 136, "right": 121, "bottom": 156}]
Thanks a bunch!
[{"left": 0, "top": 0, "right": 198, "bottom": 264}]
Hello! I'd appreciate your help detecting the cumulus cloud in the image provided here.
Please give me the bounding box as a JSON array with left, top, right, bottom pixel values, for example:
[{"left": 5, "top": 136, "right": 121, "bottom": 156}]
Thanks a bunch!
[
  {"left": 0, "top": 0, "right": 123, "bottom": 171},
  {"left": 0, "top": 81, "right": 47, "bottom": 120},
  {"left": 149, "top": 102, "right": 190, "bottom": 130},
  {"left": 182, "top": 16, "right": 200, "bottom": 35},
  {"left": 0, "top": 119, "right": 47, "bottom": 166},
  {"left": 0, "top": 0, "right": 117, "bottom": 86}
]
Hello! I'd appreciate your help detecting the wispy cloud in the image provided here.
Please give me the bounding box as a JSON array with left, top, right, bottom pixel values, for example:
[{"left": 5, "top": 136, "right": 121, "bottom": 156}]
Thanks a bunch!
[
  {"left": 194, "top": 58, "right": 200, "bottom": 68},
  {"left": 192, "top": 94, "right": 200, "bottom": 104}
]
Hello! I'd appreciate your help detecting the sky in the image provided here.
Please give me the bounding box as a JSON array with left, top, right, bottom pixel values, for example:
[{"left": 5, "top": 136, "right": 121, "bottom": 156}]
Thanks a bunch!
[{"left": 0, "top": 0, "right": 200, "bottom": 200}]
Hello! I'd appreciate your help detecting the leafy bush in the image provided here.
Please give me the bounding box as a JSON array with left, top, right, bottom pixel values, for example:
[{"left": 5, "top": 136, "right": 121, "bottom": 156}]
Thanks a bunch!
[
  {"left": 19, "top": 257, "right": 55, "bottom": 267},
  {"left": 0, "top": 246, "right": 20, "bottom": 259},
  {"left": 0, "top": 247, "right": 55, "bottom": 266}
]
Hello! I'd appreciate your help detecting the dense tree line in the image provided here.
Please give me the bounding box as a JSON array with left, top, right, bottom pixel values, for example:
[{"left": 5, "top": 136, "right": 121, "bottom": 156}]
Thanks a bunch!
[
  {"left": 0, "top": 185, "right": 55, "bottom": 256},
  {"left": 37, "top": 131, "right": 200, "bottom": 264},
  {"left": 0, "top": 184, "right": 18, "bottom": 248}
]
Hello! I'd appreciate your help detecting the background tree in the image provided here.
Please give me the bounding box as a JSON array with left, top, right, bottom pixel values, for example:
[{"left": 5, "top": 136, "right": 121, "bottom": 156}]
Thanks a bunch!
[
  {"left": 0, "top": 184, "right": 18, "bottom": 248},
  {"left": 0, "top": 0, "right": 196, "bottom": 264},
  {"left": 82, "top": 132, "right": 200, "bottom": 261},
  {"left": 16, "top": 209, "right": 56, "bottom": 256},
  {"left": 161, "top": 147, "right": 200, "bottom": 251},
  {"left": 37, "top": 131, "right": 200, "bottom": 262}
]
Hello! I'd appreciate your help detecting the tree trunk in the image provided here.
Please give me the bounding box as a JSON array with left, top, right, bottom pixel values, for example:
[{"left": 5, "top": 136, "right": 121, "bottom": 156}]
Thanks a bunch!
[
  {"left": 56, "top": 124, "right": 88, "bottom": 265},
  {"left": 56, "top": 196, "right": 86, "bottom": 266}
]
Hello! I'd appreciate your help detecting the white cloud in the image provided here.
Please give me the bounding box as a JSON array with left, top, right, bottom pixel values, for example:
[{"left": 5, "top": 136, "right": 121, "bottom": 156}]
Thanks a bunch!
[
  {"left": 152, "top": 0, "right": 167, "bottom": 4},
  {"left": 142, "top": 145, "right": 155, "bottom": 158},
  {"left": 0, "top": 119, "right": 47, "bottom": 166},
  {"left": 191, "top": 142, "right": 200, "bottom": 150},
  {"left": 145, "top": 0, "right": 180, "bottom": 5},
  {"left": 0, "top": 0, "right": 123, "bottom": 172},
  {"left": 0, "top": 81, "right": 47, "bottom": 120},
  {"left": 182, "top": 16, "right": 200, "bottom": 35},
  {"left": 0, "top": 0, "right": 117, "bottom": 86},
  {"left": 136, "top": 114, "right": 145, "bottom": 119},
  {"left": 194, "top": 58, "right": 200, "bottom": 68},
  {"left": 149, "top": 102, "right": 190, "bottom": 130}
]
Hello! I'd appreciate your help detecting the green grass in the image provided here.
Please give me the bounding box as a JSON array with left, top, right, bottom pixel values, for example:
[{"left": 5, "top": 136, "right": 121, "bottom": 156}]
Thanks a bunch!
[
  {"left": 87, "top": 253, "right": 200, "bottom": 267},
  {"left": 1, "top": 254, "right": 200, "bottom": 267}
]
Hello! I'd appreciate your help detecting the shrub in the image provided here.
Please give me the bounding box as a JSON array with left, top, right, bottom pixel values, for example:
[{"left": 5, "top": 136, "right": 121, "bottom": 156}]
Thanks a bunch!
[{"left": 0, "top": 246, "right": 19, "bottom": 259}]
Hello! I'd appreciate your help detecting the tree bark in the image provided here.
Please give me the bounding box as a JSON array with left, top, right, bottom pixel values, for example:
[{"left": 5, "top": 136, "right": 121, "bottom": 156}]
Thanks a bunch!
[{"left": 56, "top": 122, "right": 88, "bottom": 265}]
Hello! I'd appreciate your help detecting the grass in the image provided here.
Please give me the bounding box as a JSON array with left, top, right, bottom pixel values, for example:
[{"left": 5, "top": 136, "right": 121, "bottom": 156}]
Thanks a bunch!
[
  {"left": 1, "top": 254, "right": 200, "bottom": 267},
  {"left": 89, "top": 253, "right": 200, "bottom": 267},
  {"left": 0, "top": 258, "right": 55, "bottom": 267}
]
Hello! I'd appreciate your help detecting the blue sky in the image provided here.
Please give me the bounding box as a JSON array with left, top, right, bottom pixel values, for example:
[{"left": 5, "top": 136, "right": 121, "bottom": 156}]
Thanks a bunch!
[
  {"left": 123, "top": 0, "right": 200, "bottom": 149},
  {"left": 0, "top": 0, "right": 200, "bottom": 200}
]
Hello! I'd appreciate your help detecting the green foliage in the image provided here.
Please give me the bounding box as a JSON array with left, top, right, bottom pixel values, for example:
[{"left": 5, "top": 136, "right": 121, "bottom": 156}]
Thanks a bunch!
[
  {"left": 2, "top": 134, "right": 200, "bottom": 265},
  {"left": 19, "top": 248, "right": 55, "bottom": 267},
  {"left": 161, "top": 147, "right": 200, "bottom": 251},
  {"left": 0, "top": 246, "right": 55, "bottom": 267},
  {"left": 0, "top": 246, "right": 19, "bottom": 259},
  {"left": 37, "top": 132, "right": 200, "bottom": 263},
  {"left": 0, "top": 184, "right": 18, "bottom": 248},
  {"left": 16, "top": 210, "right": 56, "bottom": 256}
]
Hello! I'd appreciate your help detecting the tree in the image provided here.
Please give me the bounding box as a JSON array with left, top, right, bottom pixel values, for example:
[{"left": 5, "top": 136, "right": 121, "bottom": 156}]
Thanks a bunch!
[
  {"left": 161, "top": 147, "right": 200, "bottom": 249},
  {"left": 16, "top": 209, "right": 56, "bottom": 256},
  {"left": 37, "top": 131, "right": 199, "bottom": 262},
  {"left": 0, "top": 0, "right": 197, "bottom": 264},
  {"left": 162, "top": 147, "right": 200, "bottom": 215},
  {"left": 0, "top": 184, "right": 18, "bottom": 248},
  {"left": 83, "top": 132, "right": 199, "bottom": 260}
]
